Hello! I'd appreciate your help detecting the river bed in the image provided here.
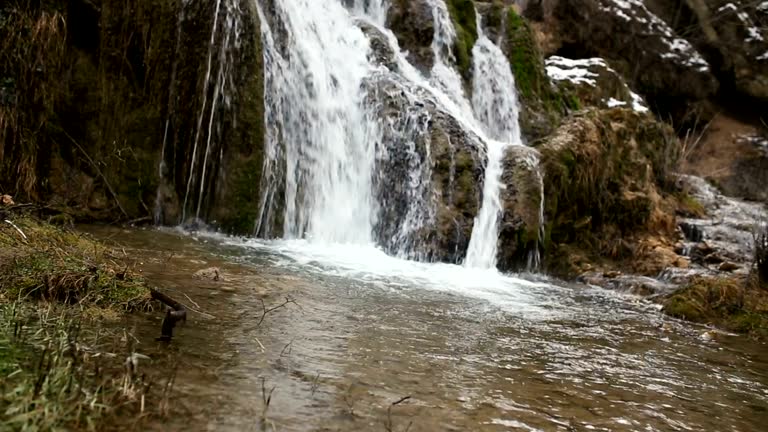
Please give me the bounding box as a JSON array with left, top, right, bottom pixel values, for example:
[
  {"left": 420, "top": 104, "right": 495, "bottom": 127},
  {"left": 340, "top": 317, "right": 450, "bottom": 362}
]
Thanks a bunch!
[{"left": 87, "top": 227, "right": 768, "bottom": 431}]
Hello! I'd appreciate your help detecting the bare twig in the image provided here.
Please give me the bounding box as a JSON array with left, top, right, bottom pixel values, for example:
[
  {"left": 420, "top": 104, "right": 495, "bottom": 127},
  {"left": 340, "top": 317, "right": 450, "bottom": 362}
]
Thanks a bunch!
[
  {"left": 61, "top": 129, "right": 128, "bottom": 219},
  {"left": 256, "top": 296, "right": 297, "bottom": 327},
  {"left": 385, "top": 396, "right": 413, "bottom": 432}
]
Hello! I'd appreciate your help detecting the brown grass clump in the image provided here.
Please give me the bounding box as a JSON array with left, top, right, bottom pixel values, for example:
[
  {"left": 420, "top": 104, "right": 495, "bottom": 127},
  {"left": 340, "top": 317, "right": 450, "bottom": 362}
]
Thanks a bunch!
[{"left": 0, "top": 215, "right": 151, "bottom": 312}]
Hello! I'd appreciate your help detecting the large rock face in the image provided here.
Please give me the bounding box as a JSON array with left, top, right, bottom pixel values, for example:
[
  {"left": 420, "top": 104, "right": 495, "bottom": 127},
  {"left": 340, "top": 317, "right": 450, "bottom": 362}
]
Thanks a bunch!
[
  {"left": 526, "top": 0, "right": 720, "bottom": 126},
  {"left": 646, "top": 0, "right": 768, "bottom": 101},
  {"left": 0, "top": 0, "right": 264, "bottom": 233},
  {"left": 365, "top": 74, "right": 486, "bottom": 262},
  {"left": 386, "top": 0, "right": 436, "bottom": 73},
  {"left": 544, "top": 56, "right": 649, "bottom": 111}
]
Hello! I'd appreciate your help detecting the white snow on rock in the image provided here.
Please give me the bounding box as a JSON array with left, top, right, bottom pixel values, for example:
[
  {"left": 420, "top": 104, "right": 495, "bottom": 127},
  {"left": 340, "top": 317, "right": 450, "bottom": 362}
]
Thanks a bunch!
[
  {"left": 599, "top": 0, "right": 710, "bottom": 72},
  {"left": 758, "top": 51, "right": 768, "bottom": 61},
  {"left": 630, "top": 91, "right": 649, "bottom": 113},
  {"left": 544, "top": 56, "right": 603, "bottom": 86},
  {"left": 545, "top": 56, "right": 650, "bottom": 113},
  {"left": 606, "top": 97, "right": 627, "bottom": 107},
  {"left": 718, "top": 3, "right": 765, "bottom": 44}
]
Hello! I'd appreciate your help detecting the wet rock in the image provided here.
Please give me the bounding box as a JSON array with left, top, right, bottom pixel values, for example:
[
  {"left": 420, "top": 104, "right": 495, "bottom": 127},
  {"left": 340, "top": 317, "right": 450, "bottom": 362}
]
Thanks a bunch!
[
  {"left": 356, "top": 19, "right": 399, "bottom": 72},
  {"left": 679, "top": 222, "right": 704, "bottom": 242},
  {"left": 386, "top": 0, "right": 435, "bottom": 73},
  {"left": 718, "top": 261, "right": 740, "bottom": 272},
  {"left": 0, "top": 195, "right": 14, "bottom": 206},
  {"left": 194, "top": 267, "right": 223, "bottom": 282},
  {"left": 497, "top": 145, "right": 545, "bottom": 271},
  {"left": 364, "top": 75, "right": 485, "bottom": 263}
]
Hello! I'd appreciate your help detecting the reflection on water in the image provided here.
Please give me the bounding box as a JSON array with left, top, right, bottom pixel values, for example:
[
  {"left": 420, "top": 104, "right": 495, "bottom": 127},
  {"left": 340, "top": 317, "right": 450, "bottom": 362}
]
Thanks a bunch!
[{"left": 86, "top": 227, "right": 768, "bottom": 431}]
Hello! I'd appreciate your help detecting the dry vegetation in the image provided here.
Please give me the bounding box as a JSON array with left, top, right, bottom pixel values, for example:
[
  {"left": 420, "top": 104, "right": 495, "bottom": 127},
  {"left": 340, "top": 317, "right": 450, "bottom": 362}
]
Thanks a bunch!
[
  {"left": 0, "top": 211, "right": 171, "bottom": 429},
  {"left": 662, "top": 220, "right": 768, "bottom": 339}
]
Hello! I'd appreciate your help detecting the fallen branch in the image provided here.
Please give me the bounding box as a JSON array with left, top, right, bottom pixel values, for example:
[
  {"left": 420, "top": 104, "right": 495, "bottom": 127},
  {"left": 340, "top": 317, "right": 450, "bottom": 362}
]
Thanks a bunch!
[
  {"left": 385, "top": 396, "right": 413, "bottom": 432},
  {"left": 150, "top": 288, "right": 186, "bottom": 342},
  {"left": 4, "top": 219, "right": 27, "bottom": 241}
]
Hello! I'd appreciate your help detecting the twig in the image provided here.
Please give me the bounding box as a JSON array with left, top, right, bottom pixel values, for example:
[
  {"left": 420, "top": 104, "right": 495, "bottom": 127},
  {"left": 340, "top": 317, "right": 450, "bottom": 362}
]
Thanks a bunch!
[
  {"left": 61, "top": 129, "right": 128, "bottom": 219},
  {"left": 4, "top": 219, "right": 27, "bottom": 240},
  {"left": 256, "top": 296, "right": 296, "bottom": 327},
  {"left": 254, "top": 337, "right": 266, "bottom": 353},
  {"left": 385, "top": 396, "right": 413, "bottom": 432},
  {"left": 180, "top": 292, "right": 201, "bottom": 310}
]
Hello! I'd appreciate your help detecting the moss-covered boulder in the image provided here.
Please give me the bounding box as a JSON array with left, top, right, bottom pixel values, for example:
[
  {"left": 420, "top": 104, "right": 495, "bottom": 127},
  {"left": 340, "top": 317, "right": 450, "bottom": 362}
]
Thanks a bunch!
[
  {"left": 663, "top": 276, "right": 768, "bottom": 339},
  {"left": 540, "top": 108, "right": 681, "bottom": 277}
]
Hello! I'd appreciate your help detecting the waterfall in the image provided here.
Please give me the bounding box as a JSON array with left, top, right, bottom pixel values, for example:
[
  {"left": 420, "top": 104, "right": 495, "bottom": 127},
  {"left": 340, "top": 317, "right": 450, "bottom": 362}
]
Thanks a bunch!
[
  {"left": 464, "top": 19, "right": 526, "bottom": 269},
  {"left": 255, "top": 0, "right": 542, "bottom": 270},
  {"left": 255, "top": 0, "right": 380, "bottom": 244}
]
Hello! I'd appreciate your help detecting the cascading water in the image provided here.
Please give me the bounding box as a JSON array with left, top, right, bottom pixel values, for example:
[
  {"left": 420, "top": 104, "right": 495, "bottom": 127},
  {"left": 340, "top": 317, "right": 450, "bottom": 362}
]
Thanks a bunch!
[
  {"left": 464, "top": 18, "right": 526, "bottom": 269},
  {"left": 255, "top": 0, "right": 543, "bottom": 270},
  {"left": 182, "top": 0, "right": 243, "bottom": 223},
  {"left": 255, "top": 0, "right": 380, "bottom": 244}
]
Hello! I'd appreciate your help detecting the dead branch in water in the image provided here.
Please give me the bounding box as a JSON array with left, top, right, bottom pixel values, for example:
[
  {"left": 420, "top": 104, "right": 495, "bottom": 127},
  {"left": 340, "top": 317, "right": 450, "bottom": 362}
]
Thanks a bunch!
[
  {"left": 150, "top": 288, "right": 186, "bottom": 341},
  {"left": 256, "top": 296, "right": 297, "bottom": 327},
  {"left": 385, "top": 395, "right": 413, "bottom": 432}
]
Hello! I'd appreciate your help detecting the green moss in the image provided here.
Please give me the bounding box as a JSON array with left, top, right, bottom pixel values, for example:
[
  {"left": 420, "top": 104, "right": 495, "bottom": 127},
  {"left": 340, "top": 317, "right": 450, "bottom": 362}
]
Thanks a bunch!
[
  {"left": 676, "top": 192, "right": 706, "bottom": 217},
  {"left": 505, "top": 9, "right": 539, "bottom": 99},
  {"left": 445, "top": 0, "right": 478, "bottom": 80}
]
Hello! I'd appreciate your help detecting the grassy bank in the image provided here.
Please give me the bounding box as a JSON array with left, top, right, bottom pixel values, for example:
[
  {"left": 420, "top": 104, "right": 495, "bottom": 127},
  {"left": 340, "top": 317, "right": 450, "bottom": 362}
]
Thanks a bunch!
[{"left": 0, "top": 213, "right": 167, "bottom": 429}]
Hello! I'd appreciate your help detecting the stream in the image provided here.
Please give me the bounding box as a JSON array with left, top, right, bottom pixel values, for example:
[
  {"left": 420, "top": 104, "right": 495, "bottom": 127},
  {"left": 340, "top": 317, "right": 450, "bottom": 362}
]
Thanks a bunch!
[{"left": 87, "top": 227, "right": 768, "bottom": 431}]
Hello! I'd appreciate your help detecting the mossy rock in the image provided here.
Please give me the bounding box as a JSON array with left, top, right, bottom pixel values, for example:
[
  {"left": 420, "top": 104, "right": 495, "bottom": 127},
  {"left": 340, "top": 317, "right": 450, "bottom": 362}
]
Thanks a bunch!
[
  {"left": 539, "top": 108, "right": 679, "bottom": 276},
  {"left": 663, "top": 276, "right": 768, "bottom": 339},
  {"left": 445, "top": 0, "right": 478, "bottom": 81},
  {"left": 502, "top": 7, "right": 573, "bottom": 143}
]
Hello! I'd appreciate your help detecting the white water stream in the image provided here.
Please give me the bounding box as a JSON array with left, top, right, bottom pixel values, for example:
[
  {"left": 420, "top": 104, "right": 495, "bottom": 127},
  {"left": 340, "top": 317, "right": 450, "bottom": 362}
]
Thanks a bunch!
[{"left": 255, "top": 0, "right": 541, "bottom": 272}]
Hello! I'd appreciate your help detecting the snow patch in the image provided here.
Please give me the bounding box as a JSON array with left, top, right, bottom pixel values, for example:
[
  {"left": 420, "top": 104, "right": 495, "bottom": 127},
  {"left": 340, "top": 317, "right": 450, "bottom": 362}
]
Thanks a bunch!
[
  {"left": 758, "top": 51, "right": 768, "bottom": 61},
  {"left": 630, "top": 91, "right": 649, "bottom": 113},
  {"left": 544, "top": 56, "right": 603, "bottom": 86},
  {"left": 606, "top": 97, "right": 627, "bottom": 108}
]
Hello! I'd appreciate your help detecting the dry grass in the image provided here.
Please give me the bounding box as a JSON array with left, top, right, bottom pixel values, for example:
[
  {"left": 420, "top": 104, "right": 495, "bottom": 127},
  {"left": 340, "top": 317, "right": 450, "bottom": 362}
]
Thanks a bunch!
[
  {"left": 0, "top": 301, "right": 173, "bottom": 430},
  {"left": 0, "top": 215, "right": 152, "bottom": 312},
  {"left": 0, "top": 4, "right": 68, "bottom": 198},
  {"left": 663, "top": 276, "right": 768, "bottom": 339}
]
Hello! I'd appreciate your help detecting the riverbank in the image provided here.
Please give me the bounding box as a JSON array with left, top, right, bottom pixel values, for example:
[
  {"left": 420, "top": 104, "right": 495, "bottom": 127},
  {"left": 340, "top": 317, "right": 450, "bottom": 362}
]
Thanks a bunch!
[{"left": 0, "top": 212, "right": 162, "bottom": 429}]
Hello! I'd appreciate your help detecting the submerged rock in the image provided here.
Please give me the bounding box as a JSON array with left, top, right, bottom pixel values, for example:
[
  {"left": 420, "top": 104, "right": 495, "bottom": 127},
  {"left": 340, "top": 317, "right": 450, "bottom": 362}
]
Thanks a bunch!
[{"left": 194, "top": 267, "right": 223, "bottom": 282}]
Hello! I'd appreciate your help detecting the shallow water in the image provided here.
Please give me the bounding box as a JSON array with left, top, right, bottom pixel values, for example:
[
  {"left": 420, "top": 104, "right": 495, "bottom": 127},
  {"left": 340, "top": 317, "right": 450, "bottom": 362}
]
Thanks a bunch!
[{"left": 86, "top": 227, "right": 768, "bottom": 431}]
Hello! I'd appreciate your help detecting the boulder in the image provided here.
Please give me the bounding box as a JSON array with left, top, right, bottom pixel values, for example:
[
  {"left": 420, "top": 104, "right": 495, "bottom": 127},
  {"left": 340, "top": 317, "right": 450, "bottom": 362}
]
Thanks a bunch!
[
  {"left": 497, "top": 145, "right": 545, "bottom": 271},
  {"left": 0, "top": 195, "right": 14, "bottom": 206},
  {"left": 525, "top": 0, "right": 719, "bottom": 126},
  {"left": 539, "top": 108, "right": 680, "bottom": 276},
  {"left": 646, "top": 0, "right": 768, "bottom": 101},
  {"left": 365, "top": 74, "right": 486, "bottom": 263}
]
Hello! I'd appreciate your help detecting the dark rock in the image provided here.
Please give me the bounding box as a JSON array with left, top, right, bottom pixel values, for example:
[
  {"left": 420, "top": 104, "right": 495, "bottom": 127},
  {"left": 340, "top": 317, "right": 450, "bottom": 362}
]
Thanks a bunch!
[
  {"left": 718, "top": 261, "right": 740, "bottom": 272},
  {"left": 680, "top": 221, "right": 704, "bottom": 242},
  {"left": 387, "top": 0, "right": 436, "bottom": 73},
  {"left": 526, "top": 0, "right": 719, "bottom": 126}
]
